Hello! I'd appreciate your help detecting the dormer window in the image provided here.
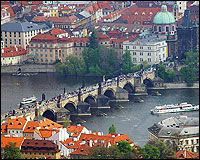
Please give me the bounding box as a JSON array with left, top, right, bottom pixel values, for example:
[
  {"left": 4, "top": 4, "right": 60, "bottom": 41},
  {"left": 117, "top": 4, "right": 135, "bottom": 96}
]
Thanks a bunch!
[
  {"left": 142, "top": 12, "right": 145, "bottom": 15},
  {"left": 27, "top": 126, "right": 31, "bottom": 129},
  {"left": 135, "top": 12, "right": 138, "bottom": 15},
  {"left": 10, "top": 122, "right": 13, "bottom": 125},
  {"left": 18, "top": 122, "right": 22, "bottom": 125}
]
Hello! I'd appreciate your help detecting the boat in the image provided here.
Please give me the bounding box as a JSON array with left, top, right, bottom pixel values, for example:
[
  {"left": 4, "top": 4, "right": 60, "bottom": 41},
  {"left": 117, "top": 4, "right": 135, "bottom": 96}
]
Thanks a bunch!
[
  {"left": 20, "top": 96, "right": 37, "bottom": 105},
  {"left": 151, "top": 102, "right": 199, "bottom": 115},
  {"left": 11, "top": 72, "right": 38, "bottom": 76}
]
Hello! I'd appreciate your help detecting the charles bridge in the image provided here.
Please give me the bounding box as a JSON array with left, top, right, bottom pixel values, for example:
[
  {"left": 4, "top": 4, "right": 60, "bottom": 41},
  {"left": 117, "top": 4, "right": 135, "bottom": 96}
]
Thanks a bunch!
[{"left": 21, "top": 69, "right": 164, "bottom": 122}]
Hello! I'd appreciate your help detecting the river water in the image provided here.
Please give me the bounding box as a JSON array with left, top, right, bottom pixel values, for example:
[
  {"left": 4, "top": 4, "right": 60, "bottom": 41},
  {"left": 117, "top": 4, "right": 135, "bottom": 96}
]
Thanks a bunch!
[{"left": 1, "top": 73, "right": 199, "bottom": 147}]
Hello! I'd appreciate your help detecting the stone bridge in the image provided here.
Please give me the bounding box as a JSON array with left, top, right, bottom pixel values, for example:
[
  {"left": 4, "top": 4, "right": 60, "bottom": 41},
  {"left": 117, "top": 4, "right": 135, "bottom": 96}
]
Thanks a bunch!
[{"left": 36, "top": 71, "right": 156, "bottom": 121}]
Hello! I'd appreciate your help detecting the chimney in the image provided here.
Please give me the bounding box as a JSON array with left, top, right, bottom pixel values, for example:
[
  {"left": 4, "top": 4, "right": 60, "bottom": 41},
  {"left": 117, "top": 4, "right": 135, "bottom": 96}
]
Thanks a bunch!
[
  {"left": 183, "top": 150, "right": 187, "bottom": 158},
  {"left": 125, "top": 32, "right": 128, "bottom": 39},
  {"left": 89, "top": 140, "right": 93, "bottom": 147}
]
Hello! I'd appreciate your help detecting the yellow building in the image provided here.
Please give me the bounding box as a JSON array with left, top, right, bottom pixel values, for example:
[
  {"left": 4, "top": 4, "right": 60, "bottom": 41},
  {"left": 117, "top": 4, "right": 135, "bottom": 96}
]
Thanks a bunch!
[
  {"left": 21, "top": 139, "right": 60, "bottom": 159},
  {"left": 49, "top": 7, "right": 59, "bottom": 17}
]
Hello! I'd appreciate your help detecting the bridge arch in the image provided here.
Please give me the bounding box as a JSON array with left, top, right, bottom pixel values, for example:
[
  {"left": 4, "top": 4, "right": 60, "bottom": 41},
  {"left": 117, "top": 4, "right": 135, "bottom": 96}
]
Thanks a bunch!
[
  {"left": 64, "top": 101, "right": 77, "bottom": 114},
  {"left": 84, "top": 95, "right": 96, "bottom": 105},
  {"left": 104, "top": 88, "right": 115, "bottom": 99},
  {"left": 123, "top": 82, "right": 135, "bottom": 93},
  {"left": 42, "top": 109, "right": 56, "bottom": 122},
  {"left": 143, "top": 78, "right": 154, "bottom": 87}
]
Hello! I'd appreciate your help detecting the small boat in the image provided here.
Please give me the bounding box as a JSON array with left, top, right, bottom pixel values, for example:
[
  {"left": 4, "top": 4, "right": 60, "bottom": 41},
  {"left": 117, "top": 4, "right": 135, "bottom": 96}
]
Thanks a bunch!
[
  {"left": 12, "top": 72, "right": 38, "bottom": 76},
  {"left": 152, "top": 91, "right": 161, "bottom": 96},
  {"left": 134, "top": 97, "right": 144, "bottom": 103},
  {"left": 20, "top": 96, "right": 37, "bottom": 105},
  {"left": 151, "top": 102, "right": 199, "bottom": 115},
  {"left": 96, "top": 111, "right": 107, "bottom": 116},
  {"left": 15, "top": 83, "right": 20, "bottom": 86}
]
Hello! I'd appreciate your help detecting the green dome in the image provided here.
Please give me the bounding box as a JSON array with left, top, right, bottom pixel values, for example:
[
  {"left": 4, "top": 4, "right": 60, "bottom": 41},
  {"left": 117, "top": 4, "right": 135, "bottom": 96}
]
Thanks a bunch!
[{"left": 153, "top": 5, "right": 175, "bottom": 24}]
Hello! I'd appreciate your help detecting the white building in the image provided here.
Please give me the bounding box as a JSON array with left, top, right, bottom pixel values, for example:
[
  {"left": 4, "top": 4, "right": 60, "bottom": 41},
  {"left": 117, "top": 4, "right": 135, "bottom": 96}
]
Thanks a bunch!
[
  {"left": 176, "top": 1, "right": 187, "bottom": 14},
  {"left": 1, "top": 8, "right": 10, "bottom": 25},
  {"left": 1, "top": 21, "right": 51, "bottom": 49},
  {"left": 1, "top": 46, "right": 28, "bottom": 66},
  {"left": 123, "top": 35, "right": 168, "bottom": 65}
]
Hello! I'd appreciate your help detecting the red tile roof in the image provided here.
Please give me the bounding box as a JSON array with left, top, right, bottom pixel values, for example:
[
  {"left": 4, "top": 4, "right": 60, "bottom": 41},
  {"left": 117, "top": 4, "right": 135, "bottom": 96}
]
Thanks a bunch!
[
  {"left": 1, "top": 5, "right": 15, "bottom": 18},
  {"left": 175, "top": 150, "right": 199, "bottom": 159},
  {"left": 1, "top": 46, "right": 27, "bottom": 58},
  {"left": 7, "top": 117, "right": 27, "bottom": 130},
  {"left": 51, "top": 28, "right": 68, "bottom": 35},
  {"left": 31, "top": 33, "right": 59, "bottom": 42},
  {"left": 70, "top": 143, "right": 90, "bottom": 155},
  {"left": 35, "top": 128, "right": 59, "bottom": 138},
  {"left": 38, "top": 118, "right": 63, "bottom": 130},
  {"left": 23, "top": 121, "right": 40, "bottom": 133},
  {"left": 32, "top": 16, "right": 49, "bottom": 22},
  {"left": 99, "top": 3, "right": 113, "bottom": 10},
  {"left": 60, "top": 138, "right": 81, "bottom": 149},
  {"left": 1, "top": 136, "right": 24, "bottom": 148},
  {"left": 1, "top": 124, "right": 8, "bottom": 134},
  {"left": 66, "top": 125, "right": 84, "bottom": 137}
]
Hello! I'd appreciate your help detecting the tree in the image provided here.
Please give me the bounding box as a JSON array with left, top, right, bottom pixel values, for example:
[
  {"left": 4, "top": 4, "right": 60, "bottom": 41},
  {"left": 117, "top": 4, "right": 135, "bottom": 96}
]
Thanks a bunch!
[
  {"left": 158, "top": 64, "right": 165, "bottom": 80},
  {"left": 133, "top": 64, "right": 141, "bottom": 72},
  {"left": 180, "top": 66, "right": 196, "bottom": 86},
  {"left": 141, "top": 144, "right": 160, "bottom": 159},
  {"left": 63, "top": 119, "right": 71, "bottom": 128},
  {"left": 147, "top": 140, "right": 175, "bottom": 159},
  {"left": 55, "top": 62, "right": 66, "bottom": 75},
  {"left": 2, "top": 142, "right": 22, "bottom": 159},
  {"left": 108, "top": 124, "right": 116, "bottom": 134},
  {"left": 121, "top": 50, "right": 134, "bottom": 74},
  {"left": 115, "top": 141, "right": 132, "bottom": 155},
  {"left": 89, "top": 29, "right": 98, "bottom": 49},
  {"left": 165, "top": 69, "right": 177, "bottom": 82},
  {"left": 142, "top": 61, "right": 151, "bottom": 70},
  {"left": 86, "top": 146, "right": 122, "bottom": 159}
]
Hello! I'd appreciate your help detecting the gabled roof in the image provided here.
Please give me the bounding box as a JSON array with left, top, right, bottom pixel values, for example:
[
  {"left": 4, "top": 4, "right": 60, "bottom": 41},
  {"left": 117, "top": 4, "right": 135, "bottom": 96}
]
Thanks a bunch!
[
  {"left": 23, "top": 121, "right": 40, "bottom": 133},
  {"left": 35, "top": 128, "right": 59, "bottom": 138},
  {"left": 60, "top": 138, "right": 81, "bottom": 149},
  {"left": 1, "top": 136, "right": 24, "bottom": 148},
  {"left": 7, "top": 117, "right": 27, "bottom": 130},
  {"left": 31, "top": 33, "right": 59, "bottom": 41},
  {"left": 39, "top": 118, "right": 63, "bottom": 129},
  {"left": 66, "top": 125, "right": 84, "bottom": 137}
]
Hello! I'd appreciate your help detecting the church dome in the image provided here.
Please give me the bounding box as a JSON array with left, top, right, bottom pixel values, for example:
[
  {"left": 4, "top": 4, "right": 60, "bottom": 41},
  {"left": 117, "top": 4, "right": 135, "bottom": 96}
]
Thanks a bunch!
[{"left": 153, "top": 5, "right": 175, "bottom": 24}]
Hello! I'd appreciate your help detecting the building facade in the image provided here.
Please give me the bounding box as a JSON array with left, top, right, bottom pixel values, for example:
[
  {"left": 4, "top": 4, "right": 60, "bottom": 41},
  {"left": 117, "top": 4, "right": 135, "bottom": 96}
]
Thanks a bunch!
[
  {"left": 123, "top": 35, "right": 168, "bottom": 65},
  {"left": 1, "top": 21, "right": 51, "bottom": 49}
]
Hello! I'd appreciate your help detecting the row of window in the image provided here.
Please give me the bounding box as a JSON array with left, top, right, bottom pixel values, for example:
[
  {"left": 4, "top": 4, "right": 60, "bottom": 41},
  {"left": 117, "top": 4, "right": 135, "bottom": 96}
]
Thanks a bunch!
[
  {"left": 179, "top": 139, "right": 199, "bottom": 145},
  {"left": 8, "top": 130, "right": 22, "bottom": 134},
  {"left": 23, "top": 152, "right": 54, "bottom": 156},
  {"left": 133, "top": 58, "right": 151, "bottom": 62},
  {"left": 5, "top": 39, "right": 21, "bottom": 45}
]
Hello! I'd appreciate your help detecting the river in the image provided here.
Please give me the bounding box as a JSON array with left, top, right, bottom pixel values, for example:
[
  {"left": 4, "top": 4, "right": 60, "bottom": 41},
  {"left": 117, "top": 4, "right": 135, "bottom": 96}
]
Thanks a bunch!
[{"left": 1, "top": 73, "right": 199, "bottom": 147}]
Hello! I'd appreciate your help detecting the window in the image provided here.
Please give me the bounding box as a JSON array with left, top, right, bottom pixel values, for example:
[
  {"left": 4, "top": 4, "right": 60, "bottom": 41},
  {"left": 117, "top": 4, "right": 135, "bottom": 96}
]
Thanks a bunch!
[
  {"left": 140, "top": 58, "right": 143, "bottom": 62},
  {"left": 163, "top": 48, "right": 165, "bottom": 51},
  {"left": 50, "top": 49, "right": 52, "bottom": 52},
  {"left": 45, "top": 49, "right": 47, "bottom": 52},
  {"left": 133, "top": 58, "right": 137, "bottom": 62},
  {"left": 133, "top": 52, "right": 136, "bottom": 55},
  {"left": 10, "top": 40, "right": 12, "bottom": 45},
  {"left": 140, "top": 52, "right": 143, "bottom": 55},
  {"left": 191, "top": 140, "right": 194, "bottom": 144},
  {"left": 154, "top": 26, "right": 157, "bottom": 31},
  {"left": 50, "top": 54, "right": 53, "bottom": 57},
  {"left": 148, "top": 58, "right": 151, "bottom": 62},
  {"left": 140, "top": 46, "right": 143, "bottom": 49},
  {"left": 163, "top": 54, "right": 165, "bottom": 57},
  {"left": 5, "top": 32, "right": 7, "bottom": 37},
  {"left": 159, "top": 26, "right": 161, "bottom": 32},
  {"left": 148, "top": 52, "right": 151, "bottom": 56},
  {"left": 14, "top": 32, "right": 16, "bottom": 37},
  {"left": 166, "top": 26, "right": 169, "bottom": 32},
  {"left": 133, "top": 46, "right": 136, "bottom": 49},
  {"left": 45, "top": 54, "right": 47, "bottom": 57},
  {"left": 185, "top": 140, "right": 188, "bottom": 145},
  {"left": 41, "top": 49, "right": 43, "bottom": 52},
  {"left": 10, "top": 32, "right": 12, "bottom": 37},
  {"left": 126, "top": 46, "right": 129, "bottom": 50},
  {"left": 41, "top": 54, "right": 43, "bottom": 57}
]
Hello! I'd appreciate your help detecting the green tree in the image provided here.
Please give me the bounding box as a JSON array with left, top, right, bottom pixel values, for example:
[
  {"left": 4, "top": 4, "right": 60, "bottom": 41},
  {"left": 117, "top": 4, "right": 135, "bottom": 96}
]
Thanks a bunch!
[
  {"left": 133, "top": 64, "right": 141, "bottom": 72},
  {"left": 63, "top": 119, "right": 71, "bottom": 128},
  {"left": 115, "top": 141, "right": 132, "bottom": 155},
  {"left": 89, "top": 29, "right": 98, "bottom": 49},
  {"left": 180, "top": 66, "right": 196, "bottom": 86},
  {"left": 121, "top": 50, "right": 134, "bottom": 74},
  {"left": 142, "top": 61, "right": 151, "bottom": 70},
  {"left": 141, "top": 144, "right": 160, "bottom": 159},
  {"left": 65, "top": 55, "right": 87, "bottom": 76},
  {"left": 158, "top": 64, "right": 165, "bottom": 80},
  {"left": 108, "top": 124, "right": 116, "bottom": 134},
  {"left": 147, "top": 140, "right": 175, "bottom": 159},
  {"left": 165, "top": 69, "right": 177, "bottom": 82},
  {"left": 92, "top": 130, "right": 97, "bottom": 133},
  {"left": 2, "top": 142, "right": 22, "bottom": 159},
  {"left": 55, "top": 62, "right": 66, "bottom": 75}
]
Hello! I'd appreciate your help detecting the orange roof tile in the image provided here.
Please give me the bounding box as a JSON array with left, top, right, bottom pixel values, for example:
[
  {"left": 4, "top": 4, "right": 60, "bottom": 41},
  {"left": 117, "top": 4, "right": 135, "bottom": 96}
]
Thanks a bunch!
[
  {"left": 66, "top": 125, "right": 84, "bottom": 137},
  {"left": 175, "top": 150, "right": 199, "bottom": 159},
  {"left": 70, "top": 143, "right": 90, "bottom": 155},
  {"left": 39, "top": 118, "right": 63, "bottom": 130},
  {"left": 1, "top": 46, "right": 27, "bottom": 57},
  {"left": 51, "top": 28, "right": 67, "bottom": 35},
  {"left": 35, "top": 128, "right": 59, "bottom": 138},
  {"left": 1, "top": 136, "right": 24, "bottom": 148},
  {"left": 1, "top": 124, "right": 7, "bottom": 133},
  {"left": 60, "top": 138, "right": 81, "bottom": 149},
  {"left": 23, "top": 121, "right": 40, "bottom": 133},
  {"left": 7, "top": 117, "right": 27, "bottom": 130}
]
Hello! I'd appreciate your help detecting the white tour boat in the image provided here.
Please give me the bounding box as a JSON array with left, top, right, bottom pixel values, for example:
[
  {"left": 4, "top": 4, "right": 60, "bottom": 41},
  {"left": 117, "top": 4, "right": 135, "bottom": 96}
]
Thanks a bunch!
[
  {"left": 20, "top": 96, "right": 37, "bottom": 105},
  {"left": 151, "top": 102, "right": 199, "bottom": 115}
]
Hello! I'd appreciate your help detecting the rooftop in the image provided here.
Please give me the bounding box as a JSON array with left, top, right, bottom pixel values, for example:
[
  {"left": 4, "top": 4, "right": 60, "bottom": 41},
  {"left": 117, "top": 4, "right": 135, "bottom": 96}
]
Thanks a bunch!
[{"left": 1, "top": 136, "right": 24, "bottom": 148}]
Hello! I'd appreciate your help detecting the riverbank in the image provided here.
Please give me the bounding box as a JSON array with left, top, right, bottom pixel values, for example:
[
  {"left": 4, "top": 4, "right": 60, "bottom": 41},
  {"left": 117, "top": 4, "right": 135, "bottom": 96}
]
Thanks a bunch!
[
  {"left": 149, "top": 82, "right": 199, "bottom": 89},
  {"left": 1, "top": 64, "right": 56, "bottom": 73}
]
